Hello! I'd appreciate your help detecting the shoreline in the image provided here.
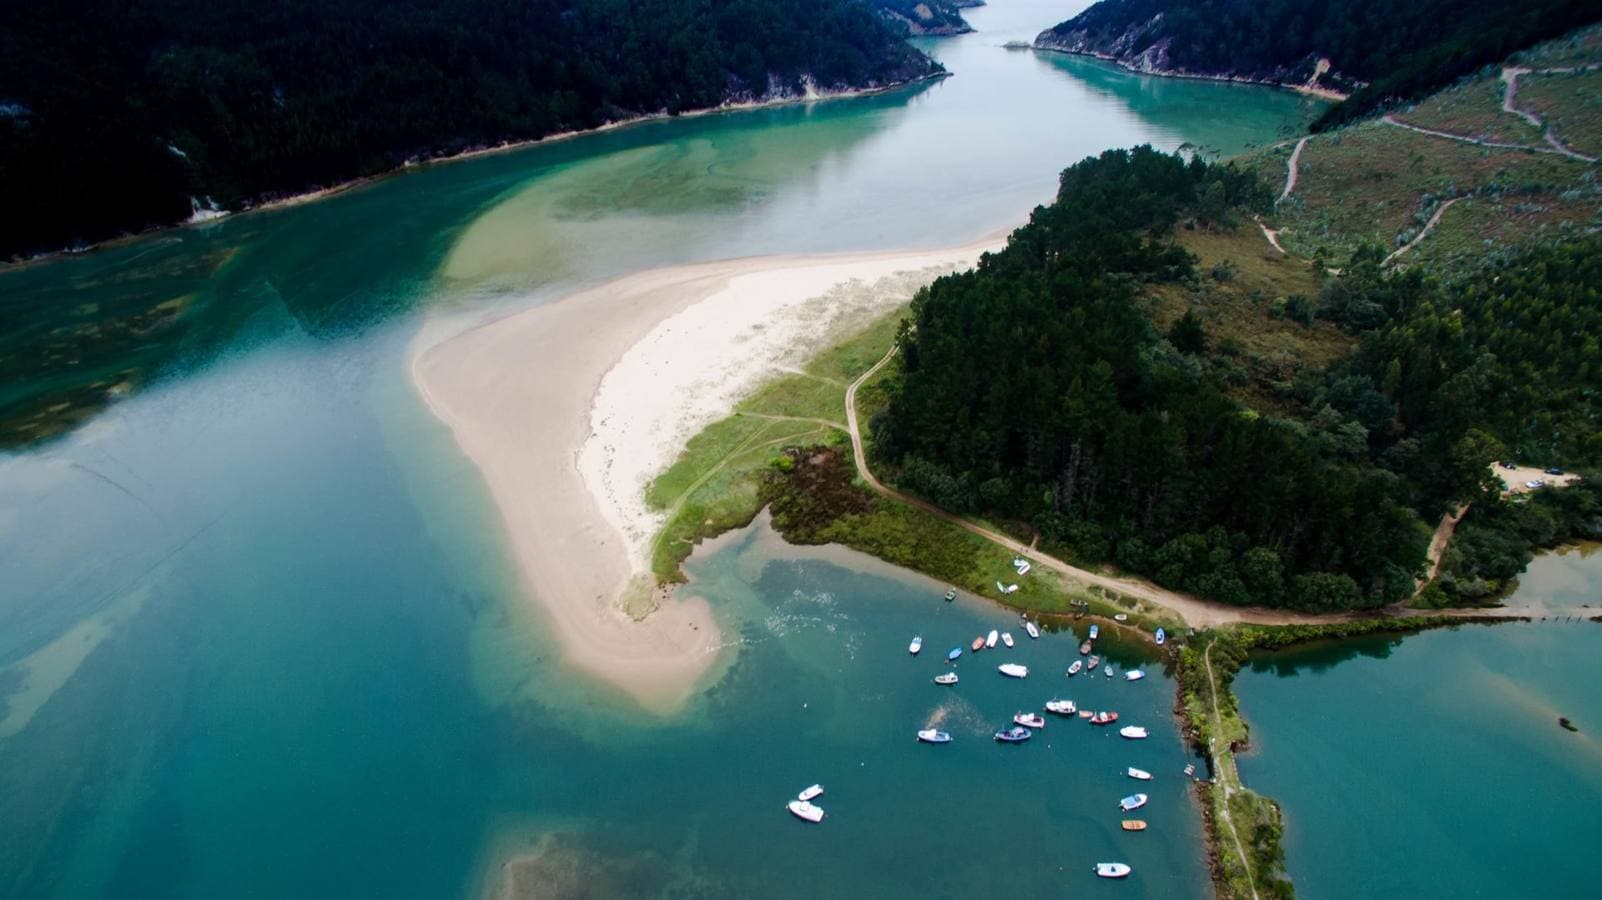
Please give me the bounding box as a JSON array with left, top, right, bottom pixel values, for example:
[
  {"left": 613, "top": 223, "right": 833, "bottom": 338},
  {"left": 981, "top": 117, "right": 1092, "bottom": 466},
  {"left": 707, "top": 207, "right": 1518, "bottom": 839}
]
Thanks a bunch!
[
  {"left": 2, "top": 73, "right": 950, "bottom": 273},
  {"left": 410, "top": 233, "right": 1001, "bottom": 713},
  {"left": 1031, "top": 44, "right": 1350, "bottom": 103}
]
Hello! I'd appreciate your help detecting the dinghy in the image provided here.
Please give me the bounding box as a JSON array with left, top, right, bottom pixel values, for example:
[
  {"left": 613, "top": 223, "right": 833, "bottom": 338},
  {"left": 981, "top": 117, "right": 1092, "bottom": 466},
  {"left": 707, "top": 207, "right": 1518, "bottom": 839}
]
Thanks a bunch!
[
  {"left": 971, "top": 636, "right": 985, "bottom": 652},
  {"left": 933, "top": 672, "right": 959, "bottom": 685},
  {"left": 1001, "top": 632, "right": 1014, "bottom": 648},
  {"left": 1024, "top": 620, "right": 1040, "bottom": 639},
  {"left": 787, "top": 800, "right": 825, "bottom": 823},
  {"left": 1087, "top": 655, "right": 1101, "bottom": 671},
  {"left": 1127, "top": 768, "right": 1153, "bottom": 781},
  {"left": 994, "top": 726, "right": 1032, "bottom": 743},
  {"left": 797, "top": 784, "right": 824, "bottom": 801},
  {"left": 917, "top": 729, "right": 952, "bottom": 744},
  {"left": 1120, "top": 726, "right": 1149, "bottom": 739},
  {"left": 944, "top": 587, "right": 957, "bottom": 602},
  {"left": 1066, "top": 660, "right": 1083, "bottom": 677},
  {"left": 1104, "top": 664, "right": 1113, "bottom": 678},
  {"left": 1113, "top": 613, "right": 1128, "bottom": 622},
  {"left": 997, "top": 663, "right": 1029, "bottom": 679},
  {"left": 1096, "top": 862, "right": 1132, "bottom": 879},
  {"left": 1013, "top": 712, "right": 1046, "bottom": 729},
  {"left": 1118, "top": 793, "right": 1148, "bottom": 811},
  {"left": 1045, "top": 699, "right": 1077, "bottom": 715},
  {"left": 1120, "top": 820, "right": 1147, "bottom": 832},
  {"left": 1155, "top": 627, "right": 1166, "bottom": 645},
  {"left": 1078, "top": 710, "right": 1094, "bottom": 719},
  {"left": 947, "top": 646, "right": 963, "bottom": 661},
  {"left": 1089, "top": 711, "right": 1119, "bottom": 725},
  {"left": 1125, "top": 669, "right": 1146, "bottom": 682},
  {"left": 986, "top": 630, "right": 999, "bottom": 649},
  {"left": 1079, "top": 640, "right": 1093, "bottom": 655},
  {"left": 1089, "top": 624, "right": 1099, "bottom": 640},
  {"left": 909, "top": 635, "right": 922, "bottom": 655}
]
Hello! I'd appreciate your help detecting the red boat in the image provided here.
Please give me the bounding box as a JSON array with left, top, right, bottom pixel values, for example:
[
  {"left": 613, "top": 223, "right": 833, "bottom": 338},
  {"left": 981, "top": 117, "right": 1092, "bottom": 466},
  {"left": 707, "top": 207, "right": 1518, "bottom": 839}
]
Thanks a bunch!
[
  {"left": 971, "top": 636, "right": 986, "bottom": 652},
  {"left": 1089, "top": 711, "right": 1119, "bottom": 725}
]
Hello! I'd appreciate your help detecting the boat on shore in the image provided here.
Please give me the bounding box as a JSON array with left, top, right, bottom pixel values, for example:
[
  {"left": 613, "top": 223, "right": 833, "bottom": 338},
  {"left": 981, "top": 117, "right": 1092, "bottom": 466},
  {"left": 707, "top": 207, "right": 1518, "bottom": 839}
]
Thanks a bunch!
[
  {"left": 798, "top": 784, "right": 824, "bottom": 801},
  {"left": 909, "top": 635, "right": 922, "bottom": 655},
  {"left": 933, "top": 672, "right": 959, "bottom": 685},
  {"left": 998, "top": 663, "right": 1029, "bottom": 679},
  {"left": 1096, "top": 862, "right": 1132, "bottom": 879},
  {"left": 1114, "top": 613, "right": 1128, "bottom": 622},
  {"left": 1118, "top": 793, "right": 1148, "bottom": 811},
  {"left": 1087, "top": 655, "right": 1101, "bottom": 671},
  {"left": 917, "top": 729, "right": 952, "bottom": 743},
  {"left": 1001, "top": 632, "right": 1014, "bottom": 648},
  {"left": 1089, "top": 624, "right": 1099, "bottom": 640},
  {"left": 944, "top": 587, "right": 957, "bottom": 602},
  {"left": 1079, "top": 640, "right": 1092, "bottom": 655},
  {"left": 1090, "top": 711, "right": 1118, "bottom": 725},
  {"left": 788, "top": 800, "right": 825, "bottom": 823},
  {"left": 1045, "top": 699, "right": 1077, "bottom": 715},
  {"left": 1013, "top": 712, "right": 1046, "bottom": 729},
  {"left": 1155, "top": 627, "right": 1166, "bottom": 645},
  {"left": 994, "top": 725, "right": 1032, "bottom": 743},
  {"left": 1125, "top": 669, "right": 1145, "bottom": 682},
  {"left": 1120, "top": 726, "right": 1148, "bottom": 739},
  {"left": 1127, "top": 767, "right": 1152, "bottom": 781},
  {"left": 986, "top": 629, "right": 999, "bottom": 649},
  {"left": 971, "top": 636, "right": 985, "bottom": 652},
  {"left": 1120, "top": 820, "right": 1147, "bottom": 832},
  {"left": 947, "top": 646, "right": 963, "bottom": 661},
  {"left": 1024, "top": 620, "right": 1040, "bottom": 639},
  {"left": 1066, "top": 660, "right": 1083, "bottom": 676}
]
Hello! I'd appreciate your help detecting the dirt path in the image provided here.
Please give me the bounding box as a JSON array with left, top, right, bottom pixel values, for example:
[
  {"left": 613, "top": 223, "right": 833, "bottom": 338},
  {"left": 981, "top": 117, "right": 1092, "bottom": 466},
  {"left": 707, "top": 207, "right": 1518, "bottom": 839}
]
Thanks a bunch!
[
  {"left": 1277, "top": 137, "right": 1307, "bottom": 205},
  {"left": 1382, "top": 197, "right": 1463, "bottom": 265},
  {"left": 1417, "top": 504, "right": 1469, "bottom": 591},
  {"left": 1501, "top": 65, "right": 1600, "bottom": 163},
  {"left": 1257, "top": 220, "right": 1287, "bottom": 254},
  {"left": 1379, "top": 114, "right": 1573, "bottom": 156}
]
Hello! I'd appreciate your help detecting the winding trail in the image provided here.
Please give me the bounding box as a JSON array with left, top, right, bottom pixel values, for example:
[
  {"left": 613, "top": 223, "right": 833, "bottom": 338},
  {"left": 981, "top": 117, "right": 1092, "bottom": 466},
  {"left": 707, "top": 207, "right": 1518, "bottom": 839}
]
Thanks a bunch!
[
  {"left": 1383, "top": 197, "right": 1463, "bottom": 265},
  {"left": 1277, "top": 137, "right": 1308, "bottom": 205},
  {"left": 1379, "top": 115, "right": 1575, "bottom": 156},
  {"left": 1502, "top": 65, "right": 1600, "bottom": 163}
]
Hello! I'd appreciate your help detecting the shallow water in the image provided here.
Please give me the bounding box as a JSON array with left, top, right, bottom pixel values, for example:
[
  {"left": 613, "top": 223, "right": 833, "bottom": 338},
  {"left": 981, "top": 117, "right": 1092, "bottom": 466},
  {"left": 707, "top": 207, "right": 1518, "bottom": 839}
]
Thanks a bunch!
[
  {"left": 1234, "top": 552, "right": 1602, "bottom": 899},
  {"left": 0, "top": 1, "right": 1323, "bottom": 896}
]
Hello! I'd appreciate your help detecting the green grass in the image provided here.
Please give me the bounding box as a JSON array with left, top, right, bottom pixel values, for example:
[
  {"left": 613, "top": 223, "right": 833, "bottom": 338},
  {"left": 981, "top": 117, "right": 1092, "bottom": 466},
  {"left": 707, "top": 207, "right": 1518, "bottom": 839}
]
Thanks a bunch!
[
  {"left": 1517, "top": 69, "right": 1602, "bottom": 157},
  {"left": 1390, "top": 75, "right": 1544, "bottom": 147}
]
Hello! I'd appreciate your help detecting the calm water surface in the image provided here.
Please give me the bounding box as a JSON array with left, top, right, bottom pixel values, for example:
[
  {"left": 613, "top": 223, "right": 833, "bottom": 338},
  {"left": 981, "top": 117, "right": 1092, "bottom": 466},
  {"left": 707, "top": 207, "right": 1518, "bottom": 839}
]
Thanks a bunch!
[
  {"left": 1234, "top": 551, "right": 1602, "bottom": 899},
  {"left": 1, "top": 2, "right": 1323, "bottom": 896}
]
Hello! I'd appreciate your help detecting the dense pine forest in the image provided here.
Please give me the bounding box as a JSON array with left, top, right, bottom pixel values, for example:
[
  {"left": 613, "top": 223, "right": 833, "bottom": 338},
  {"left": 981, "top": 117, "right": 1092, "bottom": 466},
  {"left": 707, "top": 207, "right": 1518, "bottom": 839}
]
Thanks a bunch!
[
  {"left": 0, "top": 0, "right": 940, "bottom": 260},
  {"left": 1035, "top": 0, "right": 1601, "bottom": 129},
  {"left": 873, "top": 147, "right": 1602, "bottom": 611}
]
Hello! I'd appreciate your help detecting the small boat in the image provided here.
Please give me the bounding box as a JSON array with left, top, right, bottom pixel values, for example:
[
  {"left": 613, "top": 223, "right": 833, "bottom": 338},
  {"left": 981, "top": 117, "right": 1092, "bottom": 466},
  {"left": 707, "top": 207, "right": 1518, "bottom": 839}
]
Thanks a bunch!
[
  {"left": 1087, "top": 655, "right": 1101, "bottom": 671},
  {"left": 1045, "top": 699, "right": 1077, "bottom": 716},
  {"left": 918, "top": 729, "right": 952, "bottom": 743},
  {"left": 1184, "top": 763, "right": 1197, "bottom": 777},
  {"left": 998, "top": 663, "right": 1029, "bottom": 679},
  {"left": 1013, "top": 712, "right": 1046, "bottom": 729},
  {"left": 1118, "top": 793, "right": 1148, "bottom": 811},
  {"left": 1104, "top": 664, "right": 1113, "bottom": 678},
  {"left": 1090, "top": 711, "right": 1119, "bottom": 725},
  {"left": 1127, "top": 767, "right": 1153, "bottom": 781},
  {"left": 944, "top": 587, "right": 957, "bottom": 602},
  {"left": 1155, "top": 627, "right": 1166, "bottom": 645},
  {"left": 1089, "top": 624, "right": 1099, "bottom": 640},
  {"left": 994, "top": 726, "right": 1032, "bottom": 743},
  {"left": 1096, "top": 862, "right": 1132, "bottom": 879},
  {"left": 1066, "top": 660, "right": 1083, "bottom": 677},
  {"left": 1079, "top": 640, "right": 1092, "bottom": 656},
  {"left": 971, "top": 636, "right": 985, "bottom": 652},
  {"left": 1024, "top": 620, "right": 1040, "bottom": 640},
  {"left": 933, "top": 672, "right": 959, "bottom": 685},
  {"left": 947, "top": 646, "right": 963, "bottom": 661},
  {"left": 909, "top": 635, "right": 922, "bottom": 655},
  {"left": 1014, "top": 561, "right": 1031, "bottom": 576},
  {"left": 1078, "top": 710, "right": 1094, "bottom": 719},
  {"left": 1114, "top": 613, "right": 1128, "bottom": 622},
  {"left": 787, "top": 800, "right": 825, "bottom": 823},
  {"left": 1001, "top": 632, "right": 1014, "bottom": 648},
  {"left": 1120, "top": 820, "right": 1147, "bottom": 832},
  {"left": 986, "top": 629, "right": 999, "bottom": 649},
  {"left": 1120, "top": 726, "right": 1149, "bottom": 739},
  {"left": 1125, "top": 669, "right": 1146, "bottom": 682},
  {"left": 797, "top": 784, "right": 824, "bottom": 801}
]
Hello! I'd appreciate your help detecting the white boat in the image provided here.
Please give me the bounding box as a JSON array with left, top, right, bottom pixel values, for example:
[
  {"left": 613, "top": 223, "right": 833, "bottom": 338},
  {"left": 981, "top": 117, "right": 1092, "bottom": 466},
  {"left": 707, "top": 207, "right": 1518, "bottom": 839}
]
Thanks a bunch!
[
  {"left": 917, "top": 729, "right": 952, "bottom": 744},
  {"left": 1105, "top": 665, "right": 1113, "bottom": 678},
  {"left": 1120, "top": 726, "right": 1149, "bottom": 739},
  {"left": 909, "top": 635, "right": 922, "bottom": 655},
  {"left": 787, "top": 800, "right": 825, "bottom": 823},
  {"left": 1155, "top": 627, "right": 1166, "bottom": 645},
  {"left": 1045, "top": 699, "right": 1077, "bottom": 715},
  {"left": 998, "top": 663, "right": 1029, "bottom": 679},
  {"left": 986, "top": 629, "right": 999, "bottom": 649},
  {"left": 1066, "top": 660, "right": 1083, "bottom": 677},
  {"left": 1119, "top": 793, "right": 1148, "bottom": 811},
  {"left": 995, "top": 581, "right": 1019, "bottom": 594},
  {"left": 1024, "top": 620, "right": 1040, "bottom": 639},
  {"left": 1125, "top": 669, "right": 1146, "bottom": 681},
  {"left": 1127, "top": 767, "right": 1153, "bottom": 781},
  {"left": 1013, "top": 712, "right": 1046, "bottom": 729},
  {"left": 933, "top": 672, "right": 959, "bottom": 685},
  {"left": 1001, "top": 632, "right": 1014, "bottom": 648},
  {"left": 1089, "top": 624, "right": 1099, "bottom": 640},
  {"left": 1114, "top": 613, "right": 1128, "bottom": 622},
  {"left": 798, "top": 784, "right": 824, "bottom": 801},
  {"left": 1095, "top": 863, "right": 1132, "bottom": 879}
]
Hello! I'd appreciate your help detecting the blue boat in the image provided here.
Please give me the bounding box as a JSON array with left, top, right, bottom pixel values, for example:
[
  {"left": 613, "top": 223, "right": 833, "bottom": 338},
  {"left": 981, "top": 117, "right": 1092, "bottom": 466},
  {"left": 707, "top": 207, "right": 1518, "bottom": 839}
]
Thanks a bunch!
[
  {"left": 994, "top": 726, "right": 1033, "bottom": 743},
  {"left": 1089, "top": 624, "right": 1099, "bottom": 640},
  {"left": 1155, "top": 628, "right": 1167, "bottom": 646},
  {"left": 947, "top": 647, "right": 963, "bottom": 661}
]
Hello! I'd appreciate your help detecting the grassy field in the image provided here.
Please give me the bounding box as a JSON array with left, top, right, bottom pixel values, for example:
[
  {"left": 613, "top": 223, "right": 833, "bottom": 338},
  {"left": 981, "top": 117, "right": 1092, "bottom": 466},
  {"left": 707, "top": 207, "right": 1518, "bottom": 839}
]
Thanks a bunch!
[
  {"left": 1390, "top": 75, "right": 1544, "bottom": 147},
  {"left": 1518, "top": 69, "right": 1602, "bottom": 157}
]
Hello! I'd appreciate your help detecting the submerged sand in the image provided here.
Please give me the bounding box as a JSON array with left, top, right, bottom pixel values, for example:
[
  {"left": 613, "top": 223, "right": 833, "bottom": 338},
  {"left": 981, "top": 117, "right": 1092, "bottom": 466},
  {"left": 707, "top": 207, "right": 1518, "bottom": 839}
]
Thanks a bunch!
[{"left": 411, "top": 237, "right": 1000, "bottom": 712}]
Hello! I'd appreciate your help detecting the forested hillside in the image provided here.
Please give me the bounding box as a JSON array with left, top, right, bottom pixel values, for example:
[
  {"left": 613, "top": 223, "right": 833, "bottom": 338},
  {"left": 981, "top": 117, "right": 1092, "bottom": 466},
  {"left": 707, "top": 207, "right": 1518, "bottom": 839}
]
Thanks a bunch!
[
  {"left": 0, "top": 0, "right": 940, "bottom": 260},
  {"left": 873, "top": 0, "right": 980, "bottom": 35},
  {"left": 1034, "top": 0, "right": 1601, "bottom": 129},
  {"left": 872, "top": 145, "right": 1602, "bottom": 611}
]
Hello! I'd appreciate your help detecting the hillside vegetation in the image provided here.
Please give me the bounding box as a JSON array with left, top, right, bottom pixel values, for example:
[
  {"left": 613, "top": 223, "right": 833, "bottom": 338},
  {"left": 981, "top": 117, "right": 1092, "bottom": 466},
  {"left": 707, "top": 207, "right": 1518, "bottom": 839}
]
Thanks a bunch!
[{"left": 0, "top": 0, "right": 940, "bottom": 260}]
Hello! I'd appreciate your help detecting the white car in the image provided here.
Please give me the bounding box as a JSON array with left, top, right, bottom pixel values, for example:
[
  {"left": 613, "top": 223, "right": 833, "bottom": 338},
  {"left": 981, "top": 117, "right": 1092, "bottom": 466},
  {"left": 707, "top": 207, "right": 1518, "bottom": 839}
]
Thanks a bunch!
[{"left": 1525, "top": 479, "right": 1545, "bottom": 489}]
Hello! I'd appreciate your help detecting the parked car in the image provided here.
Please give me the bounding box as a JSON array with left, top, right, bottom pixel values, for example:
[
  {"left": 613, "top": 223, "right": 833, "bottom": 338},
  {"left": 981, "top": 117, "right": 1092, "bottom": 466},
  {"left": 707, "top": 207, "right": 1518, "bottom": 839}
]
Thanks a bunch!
[
  {"left": 1525, "top": 480, "right": 1546, "bottom": 489},
  {"left": 1546, "top": 467, "right": 1565, "bottom": 476},
  {"left": 1500, "top": 461, "right": 1518, "bottom": 470}
]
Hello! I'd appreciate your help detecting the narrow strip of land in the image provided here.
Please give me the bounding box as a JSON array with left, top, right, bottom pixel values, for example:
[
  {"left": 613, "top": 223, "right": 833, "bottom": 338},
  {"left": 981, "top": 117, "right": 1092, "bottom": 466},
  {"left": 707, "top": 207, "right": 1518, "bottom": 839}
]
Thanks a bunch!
[{"left": 1204, "top": 641, "right": 1259, "bottom": 900}]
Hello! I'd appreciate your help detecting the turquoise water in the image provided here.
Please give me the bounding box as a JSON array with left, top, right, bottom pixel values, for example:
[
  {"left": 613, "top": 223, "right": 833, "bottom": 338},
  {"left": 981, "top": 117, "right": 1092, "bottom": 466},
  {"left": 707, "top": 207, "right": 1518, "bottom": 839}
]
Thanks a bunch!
[
  {"left": 0, "top": 1, "right": 1324, "bottom": 896},
  {"left": 1234, "top": 553, "right": 1602, "bottom": 899}
]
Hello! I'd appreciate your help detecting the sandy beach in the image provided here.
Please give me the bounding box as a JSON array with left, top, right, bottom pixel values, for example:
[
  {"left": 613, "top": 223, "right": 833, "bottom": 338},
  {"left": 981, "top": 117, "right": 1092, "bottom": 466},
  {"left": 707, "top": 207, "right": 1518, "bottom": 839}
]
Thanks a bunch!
[{"left": 411, "top": 235, "right": 1002, "bottom": 712}]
